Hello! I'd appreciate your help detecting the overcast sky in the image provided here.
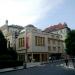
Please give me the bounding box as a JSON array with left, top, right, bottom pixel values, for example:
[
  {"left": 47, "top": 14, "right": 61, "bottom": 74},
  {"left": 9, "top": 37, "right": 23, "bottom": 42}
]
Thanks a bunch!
[{"left": 0, "top": 0, "right": 75, "bottom": 30}]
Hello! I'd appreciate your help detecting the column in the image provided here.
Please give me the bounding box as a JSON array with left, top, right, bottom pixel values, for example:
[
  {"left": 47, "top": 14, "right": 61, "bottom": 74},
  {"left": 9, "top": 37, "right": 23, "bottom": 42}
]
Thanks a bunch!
[
  {"left": 47, "top": 53, "right": 49, "bottom": 62},
  {"left": 31, "top": 53, "right": 33, "bottom": 62},
  {"left": 40, "top": 53, "right": 42, "bottom": 62}
]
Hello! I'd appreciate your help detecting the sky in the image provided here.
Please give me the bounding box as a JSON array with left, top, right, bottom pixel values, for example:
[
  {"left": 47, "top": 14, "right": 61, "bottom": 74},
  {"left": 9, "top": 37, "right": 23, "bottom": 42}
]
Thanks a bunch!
[{"left": 0, "top": 0, "right": 75, "bottom": 30}]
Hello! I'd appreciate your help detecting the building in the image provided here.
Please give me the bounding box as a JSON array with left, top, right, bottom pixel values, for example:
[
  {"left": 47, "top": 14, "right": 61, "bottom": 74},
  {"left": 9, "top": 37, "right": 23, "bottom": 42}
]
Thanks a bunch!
[
  {"left": 0, "top": 20, "right": 24, "bottom": 49},
  {"left": 44, "top": 23, "right": 70, "bottom": 51},
  {"left": 16, "top": 24, "right": 64, "bottom": 62},
  {"left": 0, "top": 21, "right": 65, "bottom": 62},
  {"left": 44, "top": 23, "right": 70, "bottom": 40}
]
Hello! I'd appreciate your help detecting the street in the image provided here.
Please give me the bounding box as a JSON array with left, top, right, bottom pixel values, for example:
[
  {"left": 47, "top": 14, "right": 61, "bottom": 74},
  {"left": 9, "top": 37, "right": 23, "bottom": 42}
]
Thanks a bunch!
[{"left": 0, "top": 61, "right": 75, "bottom": 75}]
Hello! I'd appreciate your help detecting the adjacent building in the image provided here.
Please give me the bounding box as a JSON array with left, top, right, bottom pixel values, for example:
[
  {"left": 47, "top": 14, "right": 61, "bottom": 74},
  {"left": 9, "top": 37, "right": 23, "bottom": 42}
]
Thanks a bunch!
[
  {"left": 44, "top": 23, "right": 70, "bottom": 40},
  {"left": 0, "top": 20, "right": 24, "bottom": 49},
  {"left": 16, "top": 25, "right": 64, "bottom": 62},
  {"left": 44, "top": 23, "right": 70, "bottom": 51}
]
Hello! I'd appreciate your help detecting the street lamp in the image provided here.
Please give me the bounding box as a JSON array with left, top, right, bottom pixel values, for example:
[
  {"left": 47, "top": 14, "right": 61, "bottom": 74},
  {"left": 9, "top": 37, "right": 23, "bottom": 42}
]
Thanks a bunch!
[
  {"left": 24, "top": 28, "right": 28, "bottom": 69},
  {"left": 24, "top": 48, "right": 27, "bottom": 69},
  {"left": 14, "top": 32, "right": 18, "bottom": 50}
]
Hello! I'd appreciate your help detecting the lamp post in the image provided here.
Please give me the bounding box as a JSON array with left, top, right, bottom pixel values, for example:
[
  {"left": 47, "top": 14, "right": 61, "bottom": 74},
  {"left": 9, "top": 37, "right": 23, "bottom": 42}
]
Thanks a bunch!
[
  {"left": 24, "top": 28, "right": 28, "bottom": 69},
  {"left": 24, "top": 48, "right": 27, "bottom": 69},
  {"left": 14, "top": 32, "right": 18, "bottom": 50}
]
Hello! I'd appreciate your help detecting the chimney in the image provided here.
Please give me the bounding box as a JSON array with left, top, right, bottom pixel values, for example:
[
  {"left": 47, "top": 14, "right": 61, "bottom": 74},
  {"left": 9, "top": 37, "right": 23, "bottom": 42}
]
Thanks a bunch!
[
  {"left": 5, "top": 20, "right": 8, "bottom": 25},
  {"left": 5, "top": 20, "right": 9, "bottom": 32}
]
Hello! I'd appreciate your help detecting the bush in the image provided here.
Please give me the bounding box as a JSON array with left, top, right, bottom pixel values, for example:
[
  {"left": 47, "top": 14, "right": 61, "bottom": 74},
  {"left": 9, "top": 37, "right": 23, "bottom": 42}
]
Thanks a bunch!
[
  {"left": 0, "top": 60, "right": 23, "bottom": 69},
  {"left": 7, "top": 47, "right": 18, "bottom": 60},
  {"left": 0, "top": 54, "right": 12, "bottom": 60}
]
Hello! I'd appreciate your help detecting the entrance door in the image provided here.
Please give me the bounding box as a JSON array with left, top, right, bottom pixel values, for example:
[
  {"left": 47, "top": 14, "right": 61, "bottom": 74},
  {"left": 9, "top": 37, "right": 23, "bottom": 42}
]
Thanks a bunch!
[{"left": 33, "top": 54, "right": 40, "bottom": 62}]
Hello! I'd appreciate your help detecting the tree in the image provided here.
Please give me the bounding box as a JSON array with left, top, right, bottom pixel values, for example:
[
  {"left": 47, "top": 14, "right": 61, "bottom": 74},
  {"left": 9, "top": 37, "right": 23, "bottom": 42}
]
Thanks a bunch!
[
  {"left": 0, "top": 30, "right": 18, "bottom": 60},
  {"left": 65, "top": 30, "right": 75, "bottom": 56},
  {"left": 0, "top": 30, "right": 23, "bottom": 68},
  {"left": 7, "top": 47, "right": 18, "bottom": 60},
  {"left": 0, "top": 30, "right": 7, "bottom": 55}
]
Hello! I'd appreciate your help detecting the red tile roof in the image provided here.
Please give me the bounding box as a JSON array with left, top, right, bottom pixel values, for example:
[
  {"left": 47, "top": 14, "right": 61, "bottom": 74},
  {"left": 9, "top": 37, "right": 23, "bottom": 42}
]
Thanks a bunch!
[{"left": 44, "top": 23, "right": 67, "bottom": 32}]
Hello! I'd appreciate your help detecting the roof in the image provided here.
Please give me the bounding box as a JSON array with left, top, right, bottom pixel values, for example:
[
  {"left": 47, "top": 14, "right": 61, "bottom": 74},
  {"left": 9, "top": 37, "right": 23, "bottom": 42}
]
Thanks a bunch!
[
  {"left": 0, "top": 25, "right": 8, "bottom": 30},
  {"left": 26, "top": 24, "right": 37, "bottom": 28},
  {"left": 8, "top": 25, "right": 24, "bottom": 29},
  {"left": 44, "top": 23, "right": 68, "bottom": 32}
]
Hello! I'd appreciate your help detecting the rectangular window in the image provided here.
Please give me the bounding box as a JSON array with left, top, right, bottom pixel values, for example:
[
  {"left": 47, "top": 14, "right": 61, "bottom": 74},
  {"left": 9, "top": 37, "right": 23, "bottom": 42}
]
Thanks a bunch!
[
  {"left": 19, "top": 37, "right": 24, "bottom": 48},
  {"left": 35, "top": 36, "right": 37, "bottom": 46},
  {"left": 19, "top": 54, "right": 25, "bottom": 61},
  {"left": 38, "top": 37, "right": 41, "bottom": 46},
  {"left": 35, "top": 36, "right": 45, "bottom": 46},
  {"left": 21, "top": 38, "right": 22, "bottom": 47},
  {"left": 23, "top": 37, "right": 24, "bottom": 47},
  {"left": 48, "top": 46, "right": 51, "bottom": 51},
  {"left": 52, "top": 40, "right": 56, "bottom": 44},
  {"left": 51, "top": 35, "right": 54, "bottom": 38},
  {"left": 56, "top": 35, "right": 59, "bottom": 39},
  {"left": 48, "top": 38, "right": 51, "bottom": 44},
  {"left": 53, "top": 47, "right": 56, "bottom": 51},
  {"left": 19, "top": 38, "right": 21, "bottom": 47},
  {"left": 58, "top": 47, "right": 60, "bottom": 52},
  {"left": 42, "top": 37, "right": 45, "bottom": 46},
  {"left": 58, "top": 41, "right": 62, "bottom": 46}
]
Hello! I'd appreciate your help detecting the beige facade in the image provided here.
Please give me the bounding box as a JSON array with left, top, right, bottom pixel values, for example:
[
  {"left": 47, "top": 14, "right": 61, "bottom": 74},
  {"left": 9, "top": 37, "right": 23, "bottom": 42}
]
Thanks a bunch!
[
  {"left": 51, "top": 27, "right": 69, "bottom": 41},
  {"left": 0, "top": 21, "right": 65, "bottom": 62},
  {"left": 51, "top": 28, "right": 69, "bottom": 51},
  {"left": 16, "top": 25, "right": 64, "bottom": 62},
  {"left": 44, "top": 23, "right": 70, "bottom": 54},
  {"left": 0, "top": 20, "right": 24, "bottom": 49}
]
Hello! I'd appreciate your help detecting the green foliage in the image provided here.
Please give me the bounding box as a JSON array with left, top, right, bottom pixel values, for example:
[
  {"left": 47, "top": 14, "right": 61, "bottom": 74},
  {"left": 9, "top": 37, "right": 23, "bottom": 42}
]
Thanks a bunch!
[
  {"left": 0, "top": 54, "right": 12, "bottom": 60},
  {"left": 0, "top": 30, "right": 21, "bottom": 68},
  {"left": 0, "top": 30, "right": 18, "bottom": 61},
  {"left": 0, "top": 60, "right": 23, "bottom": 69},
  {"left": 65, "top": 30, "right": 75, "bottom": 56},
  {"left": 0, "top": 30, "right": 7, "bottom": 54},
  {"left": 7, "top": 47, "right": 18, "bottom": 60}
]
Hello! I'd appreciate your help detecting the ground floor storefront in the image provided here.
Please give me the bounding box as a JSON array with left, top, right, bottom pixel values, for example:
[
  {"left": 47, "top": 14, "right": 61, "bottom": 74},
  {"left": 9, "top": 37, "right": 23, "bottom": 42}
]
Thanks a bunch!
[
  {"left": 18, "top": 52, "right": 48, "bottom": 62},
  {"left": 49, "top": 53, "right": 63, "bottom": 60},
  {"left": 17, "top": 49, "right": 65, "bottom": 63}
]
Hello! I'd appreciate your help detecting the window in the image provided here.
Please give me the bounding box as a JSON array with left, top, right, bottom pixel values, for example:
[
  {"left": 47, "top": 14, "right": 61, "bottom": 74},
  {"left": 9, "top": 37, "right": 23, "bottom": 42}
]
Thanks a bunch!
[
  {"left": 56, "top": 35, "right": 59, "bottom": 39},
  {"left": 48, "top": 46, "right": 51, "bottom": 51},
  {"left": 22, "top": 37, "right": 24, "bottom": 47},
  {"left": 19, "top": 54, "right": 25, "bottom": 61},
  {"left": 53, "top": 47, "right": 56, "bottom": 51},
  {"left": 19, "top": 37, "right": 24, "bottom": 48},
  {"left": 58, "top": 41, "right": 62, "bottom": 46},
  {"left": 19, "top": 38, "right": 21, "bottom": 47},
  {"left": 58, "top": 41, "right": 60, "bottom": 45},
  {"left": 58, "top": 47, "right": 61, "bottom": 53},
  {"left": 58, "top": 47, "right": 60, "bottom": 50},
  {"left": 51, "top": 35, "right": 54, "bottom": 38},
  {"left": 52, "top": 40, "right": 56, "bottom": 44},
  {"left": 48, "top": 38, "right": 51, "bottom": 44},
  {"left": 35, "top": 36, "right": 45, "bottom": 46}
]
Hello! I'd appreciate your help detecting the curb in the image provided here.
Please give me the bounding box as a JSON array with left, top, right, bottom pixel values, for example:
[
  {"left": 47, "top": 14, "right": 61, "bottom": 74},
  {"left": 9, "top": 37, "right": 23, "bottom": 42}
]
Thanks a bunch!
[
  {"left": 0, "top": 66, "right": 24, "bottom": 73},
  {"left": 0, "top": 63, "right": 44, "bottom": 73}
]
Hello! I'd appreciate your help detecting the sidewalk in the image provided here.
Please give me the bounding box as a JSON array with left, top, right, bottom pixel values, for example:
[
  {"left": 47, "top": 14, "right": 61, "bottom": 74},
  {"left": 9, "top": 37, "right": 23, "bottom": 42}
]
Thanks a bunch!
[
  {"left": 60, "top": 60, "right": 75, "bottom": 69},
  {"left": 27, "top": 62, "right": 42, "bottom": 68},
  {"left": 0, "top": 62, "right": 43, "bottom": 73}
]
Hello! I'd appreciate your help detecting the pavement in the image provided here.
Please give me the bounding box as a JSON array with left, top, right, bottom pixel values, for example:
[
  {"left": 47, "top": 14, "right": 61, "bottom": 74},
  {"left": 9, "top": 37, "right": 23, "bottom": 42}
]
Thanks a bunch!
[
  {"left": 0, "top": 62, "right": 43, "bottom": 73},
  {"left": 1, "top": 61, "right": 75, "bottom": 75},
  {"left": 58, "top": 60, "right": 75, "bottom": 69},
  {"left": 0, "top": 60, "right": 75, "bottom": 73}
]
